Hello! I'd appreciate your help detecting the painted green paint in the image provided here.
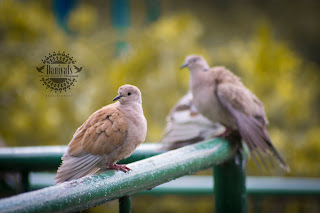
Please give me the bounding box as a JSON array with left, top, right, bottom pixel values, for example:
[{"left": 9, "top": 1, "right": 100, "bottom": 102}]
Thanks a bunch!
[
  {"left": 214, "top": 151, "right": 248, "bottom": 213},
  {"left": 0, "top": 138, "right": 234, "bottom": 213},
  {"left": 119, "top": 196, "right": 131, "bottom": 213},
  {"left": 28, "top": 173, "right": 320, "bottom": 196}
]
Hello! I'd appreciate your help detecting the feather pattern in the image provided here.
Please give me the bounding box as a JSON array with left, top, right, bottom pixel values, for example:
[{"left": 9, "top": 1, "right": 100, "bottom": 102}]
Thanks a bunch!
[{"left": 161, "top": 91, "right": 225, "bottom": 150}]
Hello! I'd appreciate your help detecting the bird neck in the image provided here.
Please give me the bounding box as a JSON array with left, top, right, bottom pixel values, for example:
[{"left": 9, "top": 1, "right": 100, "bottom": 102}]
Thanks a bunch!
[
  {"left": 120, "top": 101, "right": 144, "bottom": 114},
  {"left": 189, "top": 68, "right": 211, "bottom": 91}
]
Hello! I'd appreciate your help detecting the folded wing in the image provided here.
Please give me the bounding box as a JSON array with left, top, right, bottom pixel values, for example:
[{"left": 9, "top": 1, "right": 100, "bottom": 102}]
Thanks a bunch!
[
  {"left": 55, "top": 104, "right": 128, "bottom": 183},
  {"left": 216, "top": 83, "right": 289, "bottom": 172}
]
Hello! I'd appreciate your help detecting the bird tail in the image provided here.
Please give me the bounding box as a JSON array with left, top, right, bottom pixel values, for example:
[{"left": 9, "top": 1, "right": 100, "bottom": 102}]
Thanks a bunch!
[
  {"left": 237, "top": 113, "right": 290, "bottom": 172},
  {"left": 55, "top": 152, "right": 103, "bottom": 183},
  {"left": 216, "top": 89, "right": 289, "bottom": 172},
  {"left": 265, "top": 140, "right": 290, "bottom": 172}
]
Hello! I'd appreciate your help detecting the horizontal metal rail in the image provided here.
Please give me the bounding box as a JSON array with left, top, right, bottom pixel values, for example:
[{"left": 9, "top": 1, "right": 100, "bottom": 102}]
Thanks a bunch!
[
  {"left": 28, "top": 173, "right": 320, "bottom": 196},
  {"left": 0, "top": 144, "right": 163, "bottom": 171},
  {"left": 140, "top": 176, "right": 320, "bottom": 196},
  {"left": 0, "top": 138, "right": 234, "bottom": 213}
]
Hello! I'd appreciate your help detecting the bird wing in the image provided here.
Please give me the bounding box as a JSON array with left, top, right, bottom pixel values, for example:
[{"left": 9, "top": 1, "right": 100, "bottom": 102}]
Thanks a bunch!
[
  {"left": 161, "top": 92, "right": 225, "bottom": 150},
  {"left": 55, "top": 104, "right": 128, "bottom": 183},
  {"left": 216, "top": 83, "right": 289, "bottom": 171},
  {"left": 69, "top": 103, "right": 128, "bottom": 156}
]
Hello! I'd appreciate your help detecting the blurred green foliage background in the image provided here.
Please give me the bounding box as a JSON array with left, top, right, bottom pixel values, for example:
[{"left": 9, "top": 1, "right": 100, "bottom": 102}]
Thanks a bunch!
[{"left": 0, "top": 0, "right": 319, "bottom": 212}]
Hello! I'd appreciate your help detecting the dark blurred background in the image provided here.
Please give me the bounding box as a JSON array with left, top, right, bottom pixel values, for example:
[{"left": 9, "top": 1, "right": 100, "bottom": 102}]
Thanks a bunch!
[{"left": 0, "top": 0, "right": 319, "bottom": 212}]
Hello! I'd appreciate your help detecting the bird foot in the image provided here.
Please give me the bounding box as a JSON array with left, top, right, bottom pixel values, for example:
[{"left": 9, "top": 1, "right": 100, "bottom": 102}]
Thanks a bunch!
[
  {"left": 217, "top": 128, "right": 232, "bottom": 138},
  {"left": 107, "top": 163, "right": 131, "bottom": 173}
]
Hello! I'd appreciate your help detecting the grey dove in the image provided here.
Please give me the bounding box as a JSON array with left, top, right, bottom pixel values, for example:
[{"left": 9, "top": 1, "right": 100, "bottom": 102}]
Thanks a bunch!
[
  {"left": 181, "top": 55, "right": 289, "bottom": 171},
  {"left": 55, "top": 84, "right": 147, "bottom": 183},
  {"left": 161, "top": 91, "right": 225, "bottom": 150}
]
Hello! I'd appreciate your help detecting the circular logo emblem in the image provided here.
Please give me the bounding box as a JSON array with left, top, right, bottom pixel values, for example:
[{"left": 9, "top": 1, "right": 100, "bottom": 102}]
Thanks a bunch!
[{"left": 36, "top": 51, "right": 83, "bottom": 93}]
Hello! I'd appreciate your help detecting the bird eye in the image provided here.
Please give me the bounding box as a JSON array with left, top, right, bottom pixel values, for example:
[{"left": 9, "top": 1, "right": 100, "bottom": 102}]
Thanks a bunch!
[
  {"left": 128, "top": 92, "right": 131, "bottom": 96},
  {"left": 192, "top": 58, "right": 197, "bottom": 63}
]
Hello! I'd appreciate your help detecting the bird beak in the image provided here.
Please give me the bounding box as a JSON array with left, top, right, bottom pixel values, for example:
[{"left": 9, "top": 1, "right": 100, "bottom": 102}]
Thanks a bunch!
[
  {"left": 113, "top": 94, "right": 122, "bottom": 101},
  {"left": 180, "top": 62, "right": 189, "bottom": 69}
]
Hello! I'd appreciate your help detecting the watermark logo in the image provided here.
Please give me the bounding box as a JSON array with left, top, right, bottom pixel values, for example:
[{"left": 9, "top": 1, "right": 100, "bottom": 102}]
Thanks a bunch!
[{"left": 36, "top": 51, "right": 83, "bottom": 93}]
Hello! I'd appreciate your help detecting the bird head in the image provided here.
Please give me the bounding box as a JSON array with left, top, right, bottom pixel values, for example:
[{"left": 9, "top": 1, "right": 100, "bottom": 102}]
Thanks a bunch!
[
  {"left": 180, "top": 55, "right": 210, "bottom": 72},
  {"left": 113, "top": 84, "right": 142, "bottom": 104}
]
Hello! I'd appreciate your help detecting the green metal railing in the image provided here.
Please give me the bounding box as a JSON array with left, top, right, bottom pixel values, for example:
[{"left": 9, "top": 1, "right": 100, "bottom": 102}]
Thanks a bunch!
[
  {"left": 1, "top": 139, "right": 320, "bottom": 213},
  {"left": 0, "top": 143, "right": 163, "bottom": 172},
  {"left": 0, "top": 138, "right": 243, "bottom": 213},
  {"left": 25, "top": 173, "right": 320, "bottom": 196},
  {"left": 0, "top": 143, "right": 164, "bottom": 194}
]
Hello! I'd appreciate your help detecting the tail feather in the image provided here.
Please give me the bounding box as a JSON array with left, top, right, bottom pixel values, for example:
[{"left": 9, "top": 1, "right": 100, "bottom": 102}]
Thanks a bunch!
[
  {"left": 237, "top": 113, "right": 290, "bottom": 172},
  {"left": 238, "top": 129, "right": 270, "bottom": 171},
  {"left": 58, "top": 153, "right": 99, "bottom": 175},
  {"left": 55, "top": 152, "right": 104, "bottom": 183},
  {"left": 267, "top": 143, "right": 290, "bottom": 172}
]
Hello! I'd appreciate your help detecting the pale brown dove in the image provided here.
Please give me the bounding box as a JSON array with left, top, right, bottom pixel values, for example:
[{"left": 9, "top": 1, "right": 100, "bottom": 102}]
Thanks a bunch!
[
  {"left": 161, "top": 91, "right": 225, "bottom": 150},
  {"left": 55, "top": 84, "right": 147, "bottom": 183},
  {"left": 181, "top": 55, "right": 289, "bottom": 171}
]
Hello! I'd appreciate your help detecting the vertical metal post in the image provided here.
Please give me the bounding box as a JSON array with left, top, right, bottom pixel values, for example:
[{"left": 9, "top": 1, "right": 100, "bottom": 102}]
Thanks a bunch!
[
  {"left": 213, "top": 151, "right": 248, "bottom": 213},
  {"left": 119, "top": 196, "right": 131, "bottom": 213},
  {"left": 21, "top": 171, "right": 29, "bottom": 192}
]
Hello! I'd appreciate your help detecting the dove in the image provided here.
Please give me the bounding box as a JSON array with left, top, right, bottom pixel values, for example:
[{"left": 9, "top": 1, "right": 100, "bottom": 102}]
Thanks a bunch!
[
  {"left": 181, "top": 55, "right": 289, "bottom": 172},
  {"left": 161, "top": 91, "right": 225, "bottom": 150},
  {"left": 55, "top": 84, "right": 147, "bottom": 183}
]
